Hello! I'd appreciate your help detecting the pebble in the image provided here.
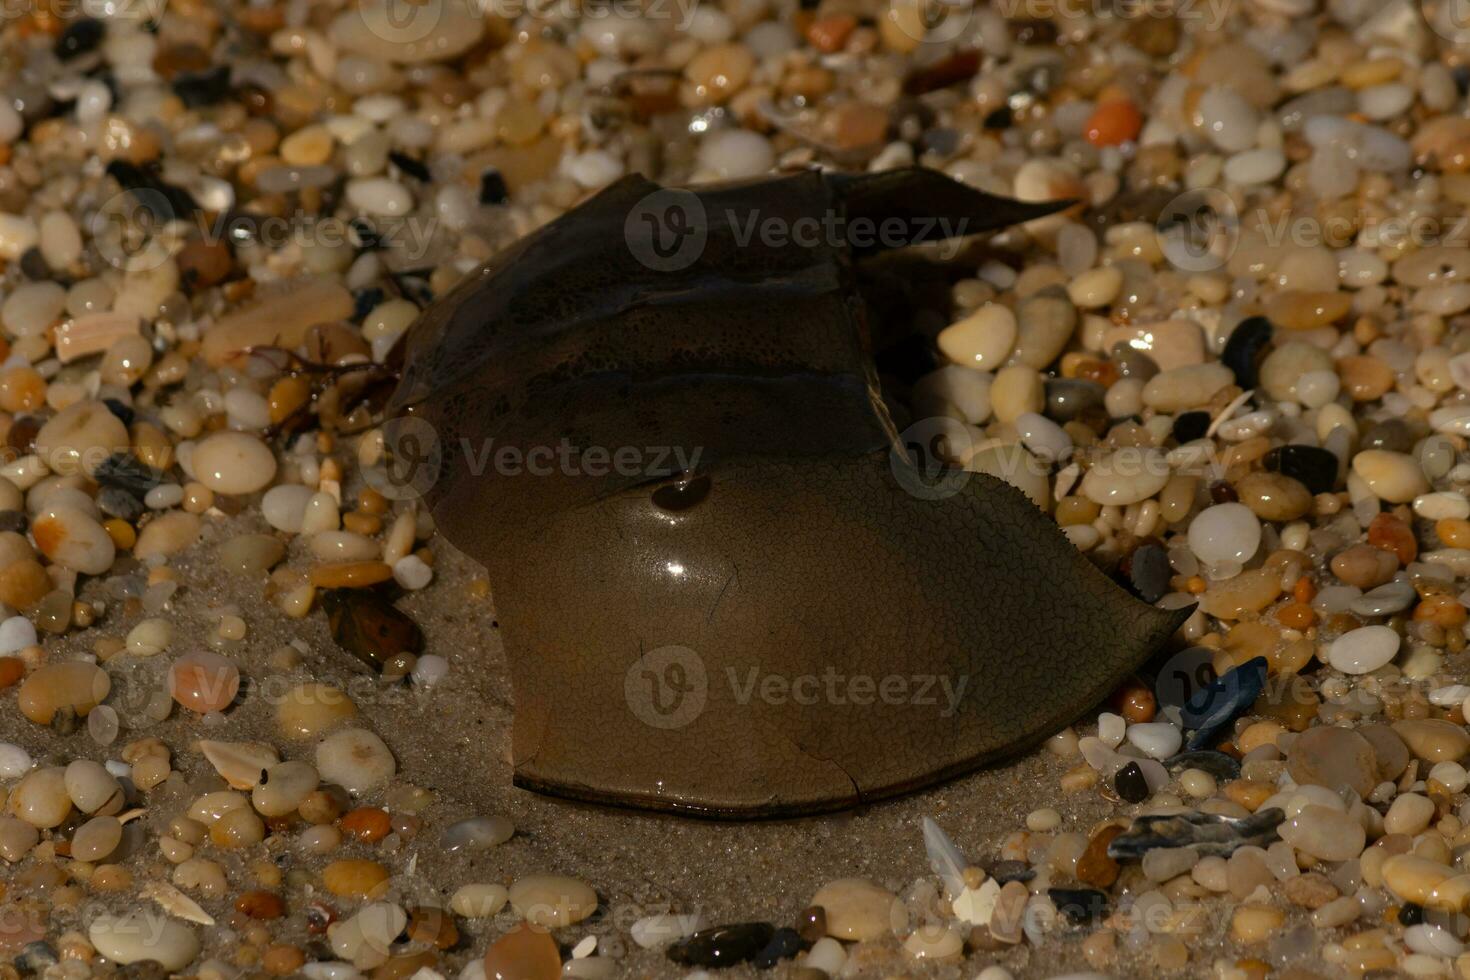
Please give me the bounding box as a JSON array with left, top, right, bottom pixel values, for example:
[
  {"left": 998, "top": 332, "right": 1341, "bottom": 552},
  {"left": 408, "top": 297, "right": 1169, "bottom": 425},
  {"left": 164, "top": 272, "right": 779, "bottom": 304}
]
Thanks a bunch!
[
  {"left": 323, "top": 858, "right": 391, "bottom": 899},
  {"left": 452, "top": 883, "right": 510, "bottom": 918},
  {"left": 809, "top": 878, "right": 898, "bottom": 941},
  {"left": 936, "top": 305, "right": 1014, "bottom": 371},
  {"left": 71, "top": 814, "right": 122, "bottom": 861},
  {"left": 65, "top": 759, "right": 122, "bottom": 814},
  {"left": 632, "top": 914, "right": 706, "bottom": 949},
  {"left": 1187, "top": 503, "right": 1261, "bottom": 566},
  {"left": 0, "top": 742, "right": 33, "bottom": 778},
  {"left": 1327, "top": 625, "right": 1401, "bottom": 674},
  {"left": 1141, "top": 364, "right": 1234, "bottom": 412},
  {"left": 31, "top": 505, "right": 115, "bottom": 575},
  {"left": 17, "top": 661, "right": 110, "bottom": 725},
  {"left": 1383, "top": 856, "right": 1455, "bottom": 906},
  {"left": 167, "top": 651, "right": 240, "bottom": 713},
  {"left": 252, "top": 760, "right": 320, "bottom": 817},
  {"left": 668, "top": 923, "right": 776, "bottom": 968},
  {"left": 1278, "top": 805, "right": 1365, "bottom": 862},
  {"left": 443, "top": 815, "right": 514, "bottom": 852},
  {"left": 1265, "top": 444, "right": 1339, "bottom": 494},
  {"left": 262, "top": 484, "right": 315, "bottom": 532},
  {"left": 89, "top": 912, "right": 200, "bottom": 971},
  {"left": 0, "top": 815, "right": 39, "bottom": 862},
  {"left": 34, "top": 401, "right": 128, "bottom": 477},
  {"left": 1286, "top": 725, "right": 1379, "bottom": 798},
  {"left": 483, "top": 923, "right": 560, "bottom": 980},
  {"left": 8, "top": 767, "right": 72, "bottom": 827},
  {"left": 276, "top": 682, "right": 358, "bottom": 739},
  {"left": 316, "top": 728, "right": 396, "bottom": 795},
  {"left": 1079, "top": 450, "right": 1169, "bottom": 505},
  {"left": 1393, "top": 719, "right": 1470, "bottom": 763},
  {"left": 1351, "top": 450, "right": 1429, "bottom": 503},
  {"left": 191, "top": 432, "right": 277, "bottom": 495},
  {"left": 1126, "top": 722, "right": 1182, "bottom": 760},
  {"left": 508, "top": 874, "right": 599, "bottom": 927},
  {"left": 1221, "top": 316, "right": 1273, "bottom": 389}
]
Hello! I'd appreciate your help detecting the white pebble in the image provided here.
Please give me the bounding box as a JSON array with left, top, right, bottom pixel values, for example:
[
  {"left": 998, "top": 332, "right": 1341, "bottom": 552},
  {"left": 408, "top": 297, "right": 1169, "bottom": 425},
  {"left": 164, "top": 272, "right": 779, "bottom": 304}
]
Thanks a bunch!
[
  {"left": 1187, "top": 502, "right": 1262, "bottom": 565},
  {"left": 1327, "top": 625, "right": 1400, "bottom": 675},
  {"left": 1125, "top": 722, "right": 1183, "bottom": 760}
]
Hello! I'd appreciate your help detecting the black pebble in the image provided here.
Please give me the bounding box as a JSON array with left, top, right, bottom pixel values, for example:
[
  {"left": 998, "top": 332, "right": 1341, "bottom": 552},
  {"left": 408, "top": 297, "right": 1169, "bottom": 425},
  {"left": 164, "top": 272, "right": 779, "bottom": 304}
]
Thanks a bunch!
[
  {"left": 19, "top": 248, "right": 50, "bottom": 280},
  {"left": 1400, "top": 902, "right": 1426, "bottom": 926},
  {"left": 753, "top": 927, "right": 807, "bottom": 968},
  {"left": 95, "top": 452, "right": 165, "bottom": 497},
  {"left": 479, "top": 169, "right": 509, "bottom": 205},
  {"left": 667, "top": 923, "right": 776, "bottom": 969},
  {"left": 103, "top": 397, "right": 134, "bottom": 427},
  {"left": 982, "top": 104, "right": 1013, "bottom": 130},
  {"left": 105, "top": 160, "right": 199, "bottom": 222},
  {"left": 55, "top": 18, "right": 104, "bottom": 60},
  {"left": 1045, "top": 378, "right": 1105, "bottom": 423},
  {"left": 353, "top": 287, "right": 386, "bottom": 322},
  {"left": 1221, "top": 315, "right": 1272, "bottom": 389},
  {"left": 1125, "top": 542, "right": 1170, "bottom": 604},
  {"left": 98, "top": 487, "right": 144, "bottom": 522},
  {"left": 1114, "top": 761, "right": 1149, "bottom": 803},
  {"left": 15, "top": 941, "right": 59, "bottom": 975},
  {"left": 0, "top": 511, "right": 26, "bottom": 534},
  {"left": 389, "top": 151, "right": 431, "bottom": 182},
  {"left": 1048, "top": 888, "right": 1109, "bottom": 925},
  {"left": 173, "top": 66, "right": 231, "bottom": 108},
  {"left": 1263, "top": 443, "right": 1339, "bottom": 495},
  {"left": 349, "top": 218, "right": 383, "bottom": 251},
  {"left": 1171, "top": 410, "right": 1209, "bottom": 444},
  {"left": 989, "top": 860, "right": 1035, "bottom": 884}
]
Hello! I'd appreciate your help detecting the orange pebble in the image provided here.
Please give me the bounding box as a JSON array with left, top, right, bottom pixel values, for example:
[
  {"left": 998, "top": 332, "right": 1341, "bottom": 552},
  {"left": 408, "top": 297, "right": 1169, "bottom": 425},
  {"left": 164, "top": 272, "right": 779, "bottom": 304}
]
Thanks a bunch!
[
  {"left": 0, "top": 367, "right": 46, "bottom": 413},
  {"left": 1415, "top": 594, "right": 1469, "bottom": 629},
  {"left": 1292, "top": 577, "right": 1316, "bottom": 603},
  {"left": 1186, "top": 576, "right": 1207, "bottom": 594},
  {"left": 1275, "top": 601, "right": 1317, "bottom": 630},
  {"left": 1367, "top": 512, "right": 1417, "bottom": 564},
  {"left": 167, "top": 651, "right": 241, "bottom": 713},
  {"left": 1085, "top": 99, "right": 1143, "bottom": 147},
  {"left": 103, "top": 519, "right": 136, "bottom": 550},
  {"left": 807, "top": 13, "right": 856, "bottom": 52},
  {"left": 1439, "top": 518, "right": 1470, "bottom": 549},
  {"left": 0, "top": 656, "right": 22, "bottom": 688},
  {"left": 1112, "top": 677, "right": 1156, "bottom": 723},
  {"left": 340, "top": 807, "right": 392, "bottom": 843}
]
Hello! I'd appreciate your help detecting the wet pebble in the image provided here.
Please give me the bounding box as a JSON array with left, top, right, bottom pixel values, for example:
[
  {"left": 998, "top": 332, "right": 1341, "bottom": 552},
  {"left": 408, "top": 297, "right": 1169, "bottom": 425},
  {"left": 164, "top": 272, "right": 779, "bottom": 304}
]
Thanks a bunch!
[
  {"left": 1327, "top": 625, "right": 1400, "bottom": 674},
  {"left": 443, "top": 815, "right": 514, "bottom": 852},
  {"left": 315, "top": 728, "right": 396, "bottom": 795},
  {"left": 89, "top": 913, "right": 199, "bottom": 971},
  {"left": 191, "top": 432, "right": 277, "bottom": 495},
  {"left": 668, "top": 923, "right": 776, "bottom": 968},
  {"left": 809, "top": 878, "right": 898, "bottom": 941},
  {"left": 508, "top": 874, "right": 599, "bottom": 927}
]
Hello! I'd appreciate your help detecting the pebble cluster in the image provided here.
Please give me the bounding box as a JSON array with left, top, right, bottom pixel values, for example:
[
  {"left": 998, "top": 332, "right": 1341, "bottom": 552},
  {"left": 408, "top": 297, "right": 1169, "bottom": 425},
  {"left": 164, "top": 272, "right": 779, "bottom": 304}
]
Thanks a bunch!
[{"left": 6, "top": 0, "right": 1470, "bottom": 976}]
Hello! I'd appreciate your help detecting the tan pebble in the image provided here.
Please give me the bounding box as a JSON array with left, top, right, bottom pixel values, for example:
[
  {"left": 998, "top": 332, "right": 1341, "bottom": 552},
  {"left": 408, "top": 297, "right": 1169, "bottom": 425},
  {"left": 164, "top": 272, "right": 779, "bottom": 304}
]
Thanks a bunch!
[
  {"left": 89, "top": 912, "right": 199, "bottom": 971},
  {"left": 1229, "top": 905, "right": 1284, "bottom": 943},
  {"left": 17, "top": 661, "right": 110, "bottom": 725},
  {"left": 1382, "top": 854, "right": 1454, "bottom": 904},
  {"left": 323, "top": 858, "right": 390, "bottom": 899},
  {"left": 8, "top": 767, "right": 73, "bottom": 828},
  {"left": 71, "top": 814, "right": 122, "bottom": 861},
  {"left": 32, "top": 505, "right": 115, "bottom": 575},
  {"left": 211, "top": 807, "right": 266, "bottom": 848},
  {"left": 1264, "top": 289, "right": 1352, "bottom": 330},
  {"left": 1199, "top": 567, "right": 1282, "bottom": 620},
  {"left": 1394, "top": 719, "right": 1470, "bottom": 763},
  {"left": 1141, "top": 363, "right": 1234, "bottom": 412},
  {"left": 0, "top": 815, "right": 41, "bottom": 861},
  {"left": 451, "top": 883, "right": 510, "bottom": 918},
  {"left": 809, "top": 878, "right": 900, "bottom": 942},
  {"left": 1337, "top": 355, "right": 1395, "bottom": 401},
  {"left": 218, "top": 534, "right": 287, "bottom": 576},
  {"left": 167, "top": 651, "right": 240, "bottom": 713},
  {"left": 252, "top": 760, "right": 320, "bottom": 817},
  {"left": 125, "top": 618, "right": 172, "bottom": 656},
  {"left": 1351, "top": 450, "right": 1429, "bottom": 503},
  {"left": 309, "top": 561, "right": 393, "bottom": 588},
  {"left": 134, "top": 511, "right": 202, "bottom": 559},
  {"left": 483, "top": 923, "right": 560, "bottom": 980},
  {"left": 1235, "top": 472, "right": 1311, "bottom": 521},
  {"left": 315, "top": 728, "right": 395, "bottom": 795},
  {"left": 276, "top": 682, "right": 358, "bottom": 739},
  {"left": 1330, "top": 543, "right": 1398, "bottom": 589},
  {"left": 192, "top": 432, "right": 277, "bottom": 495},
  {"left": 903, "top": 923, "right": 963, "bottom": 960},
  {"left": 64, "top": 759, "right": 123, "bottom": 814},
  {"left": 936, "top": 305, "right": 1015, "bottom": 371},
  {"left": 1384, "top": 793, "right": 1436, "bottom": 835},
  {"left": 201, "top": 277, "right": 354, "bottom": 367},
  {"left": 508, "top": 874, "right": 599, "bottom": 928},
  {"left": 33, "top": 400, "right": 128, "bottom": 477}
]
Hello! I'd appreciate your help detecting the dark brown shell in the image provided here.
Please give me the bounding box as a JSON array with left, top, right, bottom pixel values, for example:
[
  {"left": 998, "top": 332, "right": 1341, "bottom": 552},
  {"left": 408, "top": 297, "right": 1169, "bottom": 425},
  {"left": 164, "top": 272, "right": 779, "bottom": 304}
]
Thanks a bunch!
[{"left": 385, "top": 168, "right": 1187, "bottom": 817}]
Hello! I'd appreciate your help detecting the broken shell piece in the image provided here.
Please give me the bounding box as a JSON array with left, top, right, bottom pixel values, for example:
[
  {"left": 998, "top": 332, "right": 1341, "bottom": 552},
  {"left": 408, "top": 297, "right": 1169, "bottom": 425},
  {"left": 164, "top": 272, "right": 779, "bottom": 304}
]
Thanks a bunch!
[
  {"left": 141, "top": 880, "right": 217, "bottom": 926},
  {"left": 197, "top": 740, "right": 280, "bottom": 789}
]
